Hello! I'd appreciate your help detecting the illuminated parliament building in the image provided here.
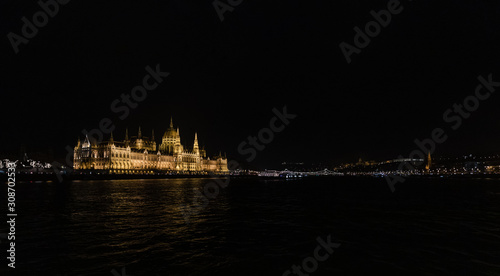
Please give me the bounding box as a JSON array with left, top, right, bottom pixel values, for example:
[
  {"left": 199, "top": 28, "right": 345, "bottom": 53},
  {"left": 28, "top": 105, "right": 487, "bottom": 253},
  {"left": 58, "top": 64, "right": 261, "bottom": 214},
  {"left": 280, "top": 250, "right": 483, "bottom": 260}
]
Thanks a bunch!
[{"left": 73, "top": 118, "right": 228, "bottom": 174}]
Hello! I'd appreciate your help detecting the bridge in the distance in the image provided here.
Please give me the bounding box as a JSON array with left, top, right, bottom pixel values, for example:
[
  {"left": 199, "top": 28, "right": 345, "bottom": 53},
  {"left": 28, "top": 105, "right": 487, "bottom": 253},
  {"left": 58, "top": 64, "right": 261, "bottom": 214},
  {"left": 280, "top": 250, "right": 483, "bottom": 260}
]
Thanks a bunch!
[{"left": 256, "top": 169, "right": 344, "bottom": 178}]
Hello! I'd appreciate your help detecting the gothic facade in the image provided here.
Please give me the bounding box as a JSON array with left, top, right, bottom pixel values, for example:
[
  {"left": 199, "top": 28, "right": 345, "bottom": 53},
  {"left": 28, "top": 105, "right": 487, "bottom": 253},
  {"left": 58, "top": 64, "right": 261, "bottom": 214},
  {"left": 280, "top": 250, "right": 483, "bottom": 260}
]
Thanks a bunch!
[{"left": 73, "top": 118, "right": 228, "bottom": 174}]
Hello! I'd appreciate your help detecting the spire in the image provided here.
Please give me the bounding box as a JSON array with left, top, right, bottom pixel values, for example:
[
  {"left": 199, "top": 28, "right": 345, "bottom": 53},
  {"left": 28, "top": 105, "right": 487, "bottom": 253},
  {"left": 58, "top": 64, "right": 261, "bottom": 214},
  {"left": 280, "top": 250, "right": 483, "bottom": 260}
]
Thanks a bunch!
[
  {"left": 170, "top": 116, "right": 173, "bottom": 128},
  {"left": 110, "top": 132, "right": 114, "bottom": 142},
  {"left": 125, "top": 128, "right": 129, "bottom": 141},
  {"left": 138, "top": 126, "right": 142, "bottom": 139},
  {"left": 83, "top": 134, "right": 91, "bottom": 148},
  {"left": 194, "top": 132, "right": 199, "bottom": 153},
  {"left": 177, "top": 127, "right": 179, "bottom": 135},
  {"left": 152, "top": 129, "right": 155, "bottom": 141},
  {"left": 426, "top": 151, "right": 431, "bottom": 171},
  {"left": 77, "top": 137, "right": 81, "bottom": 147}
]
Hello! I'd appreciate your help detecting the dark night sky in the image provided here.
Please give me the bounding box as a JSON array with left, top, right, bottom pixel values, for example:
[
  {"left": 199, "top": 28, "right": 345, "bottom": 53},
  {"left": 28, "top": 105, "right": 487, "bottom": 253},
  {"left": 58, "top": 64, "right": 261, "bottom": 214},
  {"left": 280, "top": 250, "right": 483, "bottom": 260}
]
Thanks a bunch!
[{"left": 1, "top": 0, "right": 500, "bottom": 168}]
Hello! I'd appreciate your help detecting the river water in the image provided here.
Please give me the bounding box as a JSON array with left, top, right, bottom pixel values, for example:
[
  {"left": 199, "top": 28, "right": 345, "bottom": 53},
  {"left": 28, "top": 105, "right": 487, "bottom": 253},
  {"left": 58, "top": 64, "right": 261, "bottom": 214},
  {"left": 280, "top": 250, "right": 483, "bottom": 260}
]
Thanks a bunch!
[{"left": 4, "top": 177, "right": 500, "bottom": 275}]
